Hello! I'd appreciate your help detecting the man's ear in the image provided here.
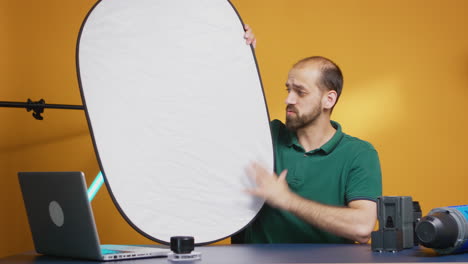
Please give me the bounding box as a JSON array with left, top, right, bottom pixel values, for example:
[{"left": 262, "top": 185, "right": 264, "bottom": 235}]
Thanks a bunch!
[{"left": 322, "top": 90, "right": 338, "bottom": 110}]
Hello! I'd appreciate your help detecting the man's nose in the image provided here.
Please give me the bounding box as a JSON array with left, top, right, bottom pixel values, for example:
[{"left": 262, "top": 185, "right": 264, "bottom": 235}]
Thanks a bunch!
[{"left": 285, "top": 92, "right": 297, "bottom": 105}]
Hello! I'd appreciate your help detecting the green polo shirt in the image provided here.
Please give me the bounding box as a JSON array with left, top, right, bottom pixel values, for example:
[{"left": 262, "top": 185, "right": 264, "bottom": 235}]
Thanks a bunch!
[{"left": 243, "top": 119, "right": 382, "bottom": 243}]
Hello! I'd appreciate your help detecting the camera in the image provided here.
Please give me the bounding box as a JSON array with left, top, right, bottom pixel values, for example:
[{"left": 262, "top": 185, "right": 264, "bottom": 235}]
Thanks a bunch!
[{"left": 371, "top": 196, "right": 468, "bottom": 255}]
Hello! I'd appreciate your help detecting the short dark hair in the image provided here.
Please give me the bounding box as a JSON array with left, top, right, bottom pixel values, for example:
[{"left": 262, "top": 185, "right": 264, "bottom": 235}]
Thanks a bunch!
[{"left": 294, "top": 56, "right": 343, "bottom": 107}]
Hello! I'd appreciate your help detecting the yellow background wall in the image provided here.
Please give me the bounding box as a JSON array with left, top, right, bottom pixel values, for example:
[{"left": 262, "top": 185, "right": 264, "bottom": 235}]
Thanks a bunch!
[{"left": 1, "top": 0, "right": 468, "bottom": 258}]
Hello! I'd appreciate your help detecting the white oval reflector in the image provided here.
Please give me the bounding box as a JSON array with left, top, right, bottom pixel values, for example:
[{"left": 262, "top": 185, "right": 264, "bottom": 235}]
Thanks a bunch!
[{"left": 77, "top": 0, "right": 273, "bottom": 244}]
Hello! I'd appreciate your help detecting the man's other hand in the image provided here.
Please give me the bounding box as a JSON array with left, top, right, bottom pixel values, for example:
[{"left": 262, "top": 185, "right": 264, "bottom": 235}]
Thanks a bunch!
[{"left": 244, "top": 24, "right": 256, "bottom": 48}]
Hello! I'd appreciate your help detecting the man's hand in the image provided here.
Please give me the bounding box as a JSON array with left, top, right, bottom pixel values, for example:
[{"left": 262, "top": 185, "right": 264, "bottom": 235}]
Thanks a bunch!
[
  {"left": 243, "top": 24, "right": 256, "bottom": 48},
  {"left": 246, "top": 162, "right": 294, "bottom": 210},
  {"left": 245, "top": 162, "right": 377, "bottom": 243}
]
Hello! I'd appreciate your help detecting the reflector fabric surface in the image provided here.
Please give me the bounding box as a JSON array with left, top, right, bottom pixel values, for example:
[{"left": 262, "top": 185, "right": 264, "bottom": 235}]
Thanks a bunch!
[{"left": 78, "top": 0, "right": 273, "bottom": 244}]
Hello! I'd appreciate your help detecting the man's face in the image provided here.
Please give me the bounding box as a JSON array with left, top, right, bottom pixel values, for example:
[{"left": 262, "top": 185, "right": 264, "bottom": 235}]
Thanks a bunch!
[{"left": 285, "top": 65, "right": 324, "bottom": 131}]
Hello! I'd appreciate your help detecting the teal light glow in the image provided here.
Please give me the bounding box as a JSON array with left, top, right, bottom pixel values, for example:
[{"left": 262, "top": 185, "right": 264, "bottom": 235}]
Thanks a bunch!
[{"left": 87, "top": 171, "right": 104, "bottom": 202}]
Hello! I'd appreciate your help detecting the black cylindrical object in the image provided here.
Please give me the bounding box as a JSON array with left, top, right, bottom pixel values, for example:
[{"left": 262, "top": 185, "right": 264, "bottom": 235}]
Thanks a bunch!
[
  {"left": 170, "top": 236, "right": 195, "bottom": 254},
  {"left": 415, "top": 205, "right": 468, "bottom": 254}
]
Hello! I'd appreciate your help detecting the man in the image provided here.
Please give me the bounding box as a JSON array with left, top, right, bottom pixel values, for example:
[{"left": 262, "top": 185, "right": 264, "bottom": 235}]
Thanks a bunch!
[{"left": 240, "top": 26, "right": 382, "bottom": 244}]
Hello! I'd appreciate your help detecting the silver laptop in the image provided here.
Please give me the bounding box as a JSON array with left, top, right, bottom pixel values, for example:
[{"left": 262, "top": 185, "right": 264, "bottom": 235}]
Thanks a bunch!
[{"left": 18, "top": 171, "right": 170, "bottom": 261}]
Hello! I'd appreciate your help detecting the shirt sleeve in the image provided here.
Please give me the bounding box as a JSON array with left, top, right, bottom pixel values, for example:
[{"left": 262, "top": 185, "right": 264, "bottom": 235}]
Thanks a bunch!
[
  {"left": 269, "top": 119, "right": 282, "bottom": 140},
  {"left": 345, "top": 148, "right": 382, "bottom": 203}
]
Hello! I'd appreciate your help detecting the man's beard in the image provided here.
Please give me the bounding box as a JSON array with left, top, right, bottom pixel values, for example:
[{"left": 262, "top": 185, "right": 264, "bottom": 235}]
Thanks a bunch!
[{"left": 285, "top": 104, "right": 322, "bottom": 131}]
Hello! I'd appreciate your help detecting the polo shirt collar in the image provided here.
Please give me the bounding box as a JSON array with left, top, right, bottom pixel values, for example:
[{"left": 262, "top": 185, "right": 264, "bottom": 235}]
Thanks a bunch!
[{"left": 287, "top": 120, "right": 344, "bottom": 154}]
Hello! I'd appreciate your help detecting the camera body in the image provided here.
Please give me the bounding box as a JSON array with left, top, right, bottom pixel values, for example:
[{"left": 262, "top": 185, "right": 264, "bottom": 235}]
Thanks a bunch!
[
  {"left": 371, "top": 196, "right": 421, "bottom": 252},
  {"left": 371, "top": 197, "right": 468, "bottom": 255}
]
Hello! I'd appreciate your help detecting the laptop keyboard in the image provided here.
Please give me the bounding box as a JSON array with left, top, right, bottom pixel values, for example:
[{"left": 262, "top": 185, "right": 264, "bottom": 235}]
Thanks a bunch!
[
  {"left": 101, "top": 249, "right": 124, "bottom": 255},
  {"left": 101, "top": 245, "right": 164, "bottom": 255}
]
